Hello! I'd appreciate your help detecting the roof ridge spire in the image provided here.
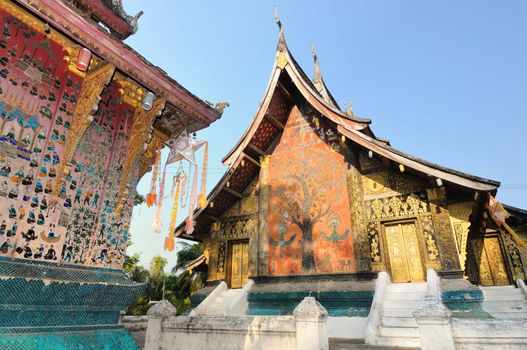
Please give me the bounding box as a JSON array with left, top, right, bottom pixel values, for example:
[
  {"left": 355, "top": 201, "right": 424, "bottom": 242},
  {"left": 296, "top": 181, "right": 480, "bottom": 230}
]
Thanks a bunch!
[
  {"left": 310, "top": 42, "right": 338, "bottom": 108},
  {"left": 311, "top": 42, "right": 322, "bottom": 87},
  {"left": 274, "top": 5, "right": 287, "bottom": 52}
]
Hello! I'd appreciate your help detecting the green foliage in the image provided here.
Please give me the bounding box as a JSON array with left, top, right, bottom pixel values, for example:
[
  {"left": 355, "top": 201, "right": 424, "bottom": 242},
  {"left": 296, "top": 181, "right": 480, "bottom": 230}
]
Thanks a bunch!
[
  {"left": 134, "top": 193, "right": 146, "bottom": 206},
  {"left": 125, "top": 246, "right": 205, "bottom": 316}
]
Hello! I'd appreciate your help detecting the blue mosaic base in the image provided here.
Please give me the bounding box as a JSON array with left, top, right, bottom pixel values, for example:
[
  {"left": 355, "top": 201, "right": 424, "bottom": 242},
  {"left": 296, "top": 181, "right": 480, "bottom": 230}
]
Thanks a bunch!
[
  {"left": 0, "top": 257, "right": 145, "bottom": 348},
  {"left": 442, "top": 289, "right": 491, "bottom": 318},
  {"left": 0, "top": 328, "right": 140, "bottom": 350},
  {"left": 247, "top": 290, "right": 374, "bottom": 317}
]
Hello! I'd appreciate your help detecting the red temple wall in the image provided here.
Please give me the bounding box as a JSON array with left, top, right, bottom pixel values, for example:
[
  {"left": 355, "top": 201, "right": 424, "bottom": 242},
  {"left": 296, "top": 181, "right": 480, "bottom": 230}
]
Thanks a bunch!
[{"left": 268, "top": 105, "right": 356, "bottom": 276}]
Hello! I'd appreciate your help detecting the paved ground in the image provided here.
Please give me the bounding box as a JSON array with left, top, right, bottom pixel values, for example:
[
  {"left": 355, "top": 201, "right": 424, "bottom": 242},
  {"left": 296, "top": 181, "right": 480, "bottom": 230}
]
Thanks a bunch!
[
  {"left": 329, "top": 338, "right": 420, "bottom": 350},
  {"left": 129, "top": 332, "right": 420, "bottom": 350}
]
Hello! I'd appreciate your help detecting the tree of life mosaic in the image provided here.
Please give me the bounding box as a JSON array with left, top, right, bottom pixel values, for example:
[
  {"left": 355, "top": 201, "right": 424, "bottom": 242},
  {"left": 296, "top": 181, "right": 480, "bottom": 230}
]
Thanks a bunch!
[{"left": 268, "top": 106, "right": 355, "bottom": 275}]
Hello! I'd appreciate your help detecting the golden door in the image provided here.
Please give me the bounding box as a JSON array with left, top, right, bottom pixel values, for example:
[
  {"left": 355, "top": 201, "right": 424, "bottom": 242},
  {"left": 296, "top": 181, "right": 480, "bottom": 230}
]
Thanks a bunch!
[
  {"left": 473, "top": 236, "right": 509, "bottom": 286},
  {"left": 385, "top": 222, "right": 425, "bottom": 283},
  {"left": 229, "top": 241, "right": 249, "bottom": 289}
]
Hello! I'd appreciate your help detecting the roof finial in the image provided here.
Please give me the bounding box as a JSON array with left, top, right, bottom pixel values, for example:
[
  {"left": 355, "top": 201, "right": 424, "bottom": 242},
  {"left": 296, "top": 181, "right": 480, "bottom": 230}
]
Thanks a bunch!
[
  {"left": 346, "top": 98, "right": 354, "bottom": 116},
  {"left": 274, "top": 5, "right": 287, "bottom": 51},
  {"left": 311, "top": 42, "right": 322, "bottom": 84}
]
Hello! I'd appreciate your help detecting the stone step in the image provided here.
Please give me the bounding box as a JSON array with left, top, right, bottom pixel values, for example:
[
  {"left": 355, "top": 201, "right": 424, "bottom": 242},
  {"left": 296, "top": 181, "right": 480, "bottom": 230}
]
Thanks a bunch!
[
  {"left": 374, "top": 336, "right": 421, "bottom": 348},
  {"left": 383, "top": 300, "right": 423, "bottom": 309},
  {"left": 386, "top": 283, "right": 426, "bottom": 293},
  {"left": 482, "top": 293, "right": 526, "bottom": 301},
  {"left": 382, "top": 308, "right": 415, "bottom": 318},
  {"left": 480, "top": 285, "right": 515, "bottom": 290},
  {"left": 384, "top": 292, "right": 426, "bottom": 301},
  {"left": 481, "top": 286, "right": 521, "bottom": 293},
  {"left": 489, "top": 312, "right": 527, "bottom": 319},
  {"left": 379, "top": 326, "right": 420, "bottom": 338},
  {"left": 223, "top": 289, "right": 241, "bottom": 296},
  {"left": 483, "top": 300, "right": 527, "bottom": 308},
  {"left": 381, "top": 317, "right": 417, "bottom": 327}
]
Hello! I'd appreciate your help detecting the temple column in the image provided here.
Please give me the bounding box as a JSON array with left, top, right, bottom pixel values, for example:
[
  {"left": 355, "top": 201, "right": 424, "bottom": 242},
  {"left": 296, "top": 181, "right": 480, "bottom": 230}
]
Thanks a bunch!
[
  {"left": 52, "top": 63, "right": 115, "bottom": 202},
  {"left": 257, "top": 155, "right": 271, "bottom": 276},
  {"left": 427, "top": 187, "right": 462, "bottom": 278},
  {"left": 115, "top": 98, "right": 166, "bottom": 215}
]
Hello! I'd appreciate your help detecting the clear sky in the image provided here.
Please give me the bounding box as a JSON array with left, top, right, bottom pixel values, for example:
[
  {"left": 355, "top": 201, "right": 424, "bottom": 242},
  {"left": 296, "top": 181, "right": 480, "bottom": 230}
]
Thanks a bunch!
[{"left": 123, "top": 1, "right": 527, "bottom": 269}]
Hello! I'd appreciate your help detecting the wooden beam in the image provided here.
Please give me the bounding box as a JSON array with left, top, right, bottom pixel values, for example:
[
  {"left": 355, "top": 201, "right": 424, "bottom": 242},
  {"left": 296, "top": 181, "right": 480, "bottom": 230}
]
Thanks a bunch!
[
  {"left": 243, "top": 152, "right": 260, "bottom": 167},
  {"left": 277, "top": 81, "right": 293, "bottom": 102},
  {"left": 203, "top": 214, "right": 219, "bottom": 222},
  {"left": 265, "top": 113, "right": 285, "bottom": 130},
  {"left": 223, "top": 186, "right": 243, "bottom": 199},
  {"left": 247, "top": 143, "right": 266, "bottom": 157}
]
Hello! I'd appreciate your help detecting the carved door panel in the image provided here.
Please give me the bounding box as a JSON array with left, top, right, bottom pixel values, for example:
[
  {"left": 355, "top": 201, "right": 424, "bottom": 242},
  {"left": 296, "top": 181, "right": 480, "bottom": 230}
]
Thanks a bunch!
[
  {"left": 229, "top": 241, "right": 249, "bottom": 289},
  {"left": 474, "top": 236, "right": 510, "bottom": 286},
  {"left": 385, "top": 222, "right": 425, "bottom": 283}
]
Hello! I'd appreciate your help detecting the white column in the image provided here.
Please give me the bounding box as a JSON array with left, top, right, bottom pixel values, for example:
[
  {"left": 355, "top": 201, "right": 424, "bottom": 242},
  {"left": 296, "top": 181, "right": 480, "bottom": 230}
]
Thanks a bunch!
[
  {"left": 413, "top": 269, "right": 455, "bottom": 350},
  {"left": 144, "top": 300, "right": 177, "bottom": 350},
  {"left": 293, "top": 297, "right": 329, "bottom": 350}
]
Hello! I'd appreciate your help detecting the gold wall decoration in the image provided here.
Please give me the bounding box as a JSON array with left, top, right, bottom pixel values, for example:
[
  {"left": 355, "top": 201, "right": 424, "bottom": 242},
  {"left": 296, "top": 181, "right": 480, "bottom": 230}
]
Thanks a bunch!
[
  {"left": 241, "top": 196, "right": 258, "bottom": 215},
  {"left": 217, "top": 241, "right": 226, "bottom": 277},
  {"left": 116, "top": 98, "right": 166, "bottom": 214},
  {"left": 222, "top": 218, "right": 257, "bottom": 240},
  {"left": 426, "top": 188, "right": 461, "bottom": 271},
  {"left": 420, "top": 214, "right": 441, "bottom": 268},
  {"left": 448, "top": 202, "right": 473, "bottom": 271},
  {"left": 52, "top": 63, "right": 115, "bottom": 202},
  {"left": 367, "top": 192, "right": 429, "bottom": 220},
  {"left": 347, "top": 167, "right": 371, "bottom": 271},
  {"left": 138, "top": 129, "right": 167, "bottom": 181},
  {"left": 115, "top": 73, "right": 147, "bottom": 109}
]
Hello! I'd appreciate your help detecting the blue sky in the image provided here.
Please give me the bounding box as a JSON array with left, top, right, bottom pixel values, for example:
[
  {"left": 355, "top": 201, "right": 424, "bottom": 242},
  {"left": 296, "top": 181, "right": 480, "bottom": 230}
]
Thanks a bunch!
[{"left": 123, "top": 1, "right": 527, "bottom": 268}]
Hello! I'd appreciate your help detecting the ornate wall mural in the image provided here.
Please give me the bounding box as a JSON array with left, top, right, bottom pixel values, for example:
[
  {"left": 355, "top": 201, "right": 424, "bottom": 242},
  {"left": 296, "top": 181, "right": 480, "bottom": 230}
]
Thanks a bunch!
[
  {"left": 268, "top": 106, "right": 355, "bottom": 275},
  {"left": 0, "top": 8, "right": 85, "bottom": 261},
  {"left": 0, "top": 8, "right": 140, "bottom": 269}
]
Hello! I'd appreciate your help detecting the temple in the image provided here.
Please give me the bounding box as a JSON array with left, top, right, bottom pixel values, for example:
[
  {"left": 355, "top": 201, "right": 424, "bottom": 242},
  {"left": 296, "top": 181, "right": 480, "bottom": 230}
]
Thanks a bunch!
[
  {"left": 0, "top": 0, "right": 221, "bottom": 348},
  {"left": 174, "top": 15, "right": 527, "bottom": 348}
]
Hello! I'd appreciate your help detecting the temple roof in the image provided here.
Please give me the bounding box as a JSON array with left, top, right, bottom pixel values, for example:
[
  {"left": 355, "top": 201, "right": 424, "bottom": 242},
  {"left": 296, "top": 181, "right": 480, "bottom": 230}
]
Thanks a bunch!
[
  {"left": 174, "top": 16, "right": 500, "bottom": 241},
  {"left": 16, "top": 0, "right": 222, "bottom": 137},
  {"left": 64, "top": 0, "right": 142, "bottom": 40}
]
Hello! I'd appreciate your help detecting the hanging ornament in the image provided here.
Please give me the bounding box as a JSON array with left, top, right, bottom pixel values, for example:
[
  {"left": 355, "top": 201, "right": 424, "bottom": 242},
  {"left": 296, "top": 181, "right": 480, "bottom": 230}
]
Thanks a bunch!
[
  {"left": 166, "top": 130, "right": 203, "bottom": 165},
  {"left": 185, "top": 164, "right": 199, "bottom": 234},
  {"left": 165, "top": 175, "right": 182, "bottom": 252},
  {"left": 146, "top": 150, "right": 161, "bottom": 207},
  {"left": 153, "top": 161, "right": 168, "bottom": 233},
  {"left": 180, "top": 162, "right": 191, "bottom": 208},
  {"left": 197, "top": 142, "right": 209, "bottom": 209}
]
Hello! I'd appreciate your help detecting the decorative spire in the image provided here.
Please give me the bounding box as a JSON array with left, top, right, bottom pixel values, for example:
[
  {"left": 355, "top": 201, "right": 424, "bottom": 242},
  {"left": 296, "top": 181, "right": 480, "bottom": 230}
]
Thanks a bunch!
[
  {"left": 311, "top": 43, "right": 322, "bottom": 87},
  {"left": 274, "top": 5, "right": 287, "bottom": 52},
  {"left": 310, "top": 43, "right": 336, "bottom": 108}
]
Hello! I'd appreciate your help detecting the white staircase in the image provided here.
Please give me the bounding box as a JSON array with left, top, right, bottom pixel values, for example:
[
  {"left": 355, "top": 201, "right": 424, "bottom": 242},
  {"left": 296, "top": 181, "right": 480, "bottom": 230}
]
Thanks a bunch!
[
  {"left": 375, "top": 282, "right": 426, "bottom": 348},
  {"left": 190, "top": 280, "right": 254, "bottom": 316},
  {"left": 481, "top": 285, "right": 527, "bottom": 319},
  {"left": 198, "top": 288, "right": 242, "bottom": 316}
]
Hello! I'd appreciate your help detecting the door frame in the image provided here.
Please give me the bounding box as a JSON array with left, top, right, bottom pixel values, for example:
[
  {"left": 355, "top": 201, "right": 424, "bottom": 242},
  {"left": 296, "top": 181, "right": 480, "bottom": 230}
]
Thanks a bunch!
[
  {"left": 226, "top": 239, "right": 250, "bottom": 288},
  {"left": 380, "top": 218, "right": 427, "bottom": 283}
]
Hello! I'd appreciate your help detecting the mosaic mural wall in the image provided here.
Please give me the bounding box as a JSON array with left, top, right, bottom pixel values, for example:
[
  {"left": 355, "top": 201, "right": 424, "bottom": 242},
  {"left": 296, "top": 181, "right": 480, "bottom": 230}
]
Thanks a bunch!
[
  {"left": 0, "top": 7, "right": 136, "bottom": 269},
  {"left": 268, "top": 106, "right": 355, "bottom": 275},
  {"left": 0, "top": 6, "right": 85, "bottom": 262}
]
